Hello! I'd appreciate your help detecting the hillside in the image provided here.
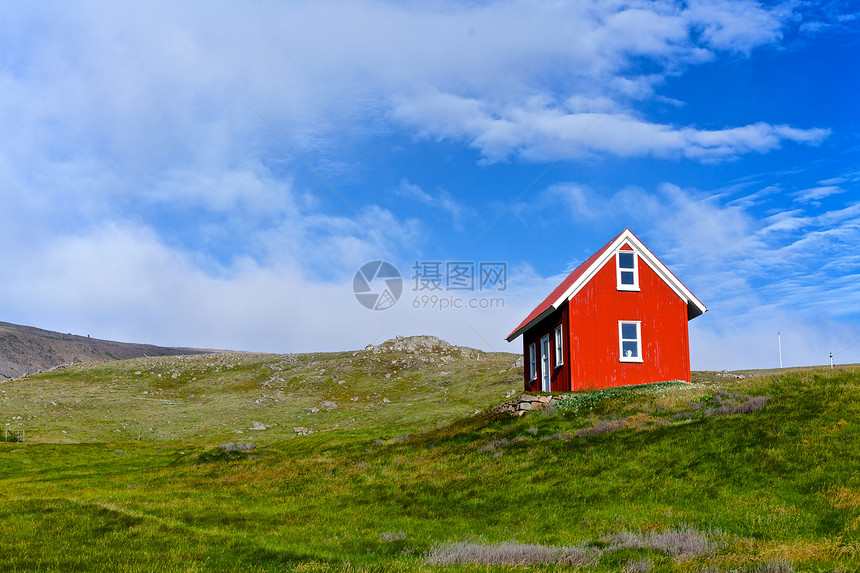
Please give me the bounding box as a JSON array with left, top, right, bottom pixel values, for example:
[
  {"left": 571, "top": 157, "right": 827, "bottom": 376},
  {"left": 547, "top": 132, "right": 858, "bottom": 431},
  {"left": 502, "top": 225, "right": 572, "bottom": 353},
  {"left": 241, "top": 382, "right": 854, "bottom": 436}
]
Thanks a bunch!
[
  {"left": 0, "top": 339, "right": 858, "bottom": 572},
  {"left": 0, "top": 334, "right": 520, "bottom": 443},
  {"left": 0, "top": 320, "right": 210, "bottom": 378}
]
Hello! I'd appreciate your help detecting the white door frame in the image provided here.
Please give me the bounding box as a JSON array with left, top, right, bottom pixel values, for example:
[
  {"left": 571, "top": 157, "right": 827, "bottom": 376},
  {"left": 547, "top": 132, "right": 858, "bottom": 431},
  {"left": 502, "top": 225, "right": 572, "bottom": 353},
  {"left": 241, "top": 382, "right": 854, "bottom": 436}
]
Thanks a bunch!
[{"left": 540, "top": 334, "right": 551, "bottom": 392}]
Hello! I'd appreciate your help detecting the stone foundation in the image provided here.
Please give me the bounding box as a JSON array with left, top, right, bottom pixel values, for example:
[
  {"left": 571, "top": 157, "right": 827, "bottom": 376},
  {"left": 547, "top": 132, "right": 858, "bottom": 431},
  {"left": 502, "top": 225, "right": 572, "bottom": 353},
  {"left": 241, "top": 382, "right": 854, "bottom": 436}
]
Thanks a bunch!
[{"left": 492, "top": 394, "right": 565, "bottom": 417}]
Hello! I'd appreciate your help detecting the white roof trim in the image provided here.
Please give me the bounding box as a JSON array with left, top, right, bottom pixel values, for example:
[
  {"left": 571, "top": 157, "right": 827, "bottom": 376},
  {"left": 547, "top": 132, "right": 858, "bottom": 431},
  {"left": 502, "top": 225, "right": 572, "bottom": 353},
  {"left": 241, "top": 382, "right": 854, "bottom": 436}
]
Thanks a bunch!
[{"left": 551, "top": 229, "right": 707, "bottom": 317}]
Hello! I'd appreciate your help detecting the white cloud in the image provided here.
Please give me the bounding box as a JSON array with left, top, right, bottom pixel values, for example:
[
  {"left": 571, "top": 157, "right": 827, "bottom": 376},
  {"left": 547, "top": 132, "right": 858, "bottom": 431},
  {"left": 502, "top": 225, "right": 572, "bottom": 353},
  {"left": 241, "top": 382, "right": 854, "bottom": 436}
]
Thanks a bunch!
[
  {"left": 0, "top": 0, "right": 848, "bottom": 365},
  {"left": 393, "top": 179, "right": 465, "bottom": 224},
  {"left": 0, "top": 1, "right": 817, "bottom": 178},
  {"left": 520, "top": 176, "right": 860, "bottom": 370},
  {"left": 684, "top": 0, "right": 792, "bottom": 53},
  {"left": 393, "top": 96, "right": 829, "bottom": 162},
  {"left": 793, "top": 185, "right": 845, "bottom": 203},
  {"left": 727, "top": 185, "right": 783, "bottom": 208},
  {"left": 0, "top": 221, "right": 545, "bottom": 354}
]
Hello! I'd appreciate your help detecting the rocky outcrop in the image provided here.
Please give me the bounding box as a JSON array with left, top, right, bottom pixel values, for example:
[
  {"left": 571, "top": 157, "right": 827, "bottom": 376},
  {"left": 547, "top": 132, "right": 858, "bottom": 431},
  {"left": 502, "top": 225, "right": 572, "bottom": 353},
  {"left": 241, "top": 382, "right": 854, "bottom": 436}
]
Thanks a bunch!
[
  {"left": 491, "top": 394, "right": 565, "bottom": 417},
  {"left": 364, "top": 335, "right": 478, "bottom": 357}
]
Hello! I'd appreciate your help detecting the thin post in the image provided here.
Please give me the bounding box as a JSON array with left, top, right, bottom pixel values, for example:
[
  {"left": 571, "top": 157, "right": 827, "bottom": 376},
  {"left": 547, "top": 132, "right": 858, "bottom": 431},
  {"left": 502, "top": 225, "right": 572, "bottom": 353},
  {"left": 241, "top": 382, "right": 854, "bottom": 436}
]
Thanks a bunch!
[
  {"left": 830, "top": 352, "right": 834, "bottom": 370},
  {"left": 778, "top": 332, "right": 783, "bottom": 369}
]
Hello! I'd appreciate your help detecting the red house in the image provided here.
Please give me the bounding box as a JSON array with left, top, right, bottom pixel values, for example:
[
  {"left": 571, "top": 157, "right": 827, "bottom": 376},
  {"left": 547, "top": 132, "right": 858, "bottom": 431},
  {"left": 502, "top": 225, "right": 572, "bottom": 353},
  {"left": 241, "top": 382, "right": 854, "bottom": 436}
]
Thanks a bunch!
[{"left": 506, "top": 229, "right": 707, "bottom": 392}]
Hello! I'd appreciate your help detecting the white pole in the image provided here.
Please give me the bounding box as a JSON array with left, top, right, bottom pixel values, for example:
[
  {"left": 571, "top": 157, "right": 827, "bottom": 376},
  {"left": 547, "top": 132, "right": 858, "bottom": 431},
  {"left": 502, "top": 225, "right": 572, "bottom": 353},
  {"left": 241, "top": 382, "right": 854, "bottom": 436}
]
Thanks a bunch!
[
  {"left": 830, "top": 352, "right": 833, "bottom": 370},
  {"left": 778, "top": 332, "right": 783, "bottom": 369}
]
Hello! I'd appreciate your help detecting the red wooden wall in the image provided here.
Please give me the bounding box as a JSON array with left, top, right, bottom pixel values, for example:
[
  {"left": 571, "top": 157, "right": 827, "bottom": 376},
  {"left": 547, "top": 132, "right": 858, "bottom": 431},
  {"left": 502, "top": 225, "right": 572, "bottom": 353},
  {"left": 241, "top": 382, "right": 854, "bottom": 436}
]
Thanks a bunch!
[
  {"left": 565, "top": 250, "right": 690, "bottom": 390},
  {"left": 522, "top": 249, "right": 691, "bottom": 392},
  {"left": 521, "top": 304, "right": 571, "bottom": 392}
]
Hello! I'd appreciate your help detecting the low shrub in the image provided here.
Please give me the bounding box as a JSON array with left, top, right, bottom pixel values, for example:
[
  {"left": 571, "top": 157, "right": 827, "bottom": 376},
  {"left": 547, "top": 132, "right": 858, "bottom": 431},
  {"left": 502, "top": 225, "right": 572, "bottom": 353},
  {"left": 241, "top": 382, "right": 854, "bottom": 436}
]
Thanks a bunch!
[
  {"left": 378, "top": 531, "right": 406, "bottom": 542},
  {"left": 426, "top": 541, "right": 598, "bottom": 566},
  {"left": 576, "top": 419, "right": 625, "bottom": 437},
  {"left": 218, "top": 442, "right": 256, "bottom": 453},
  {"left": 623, "top": 557, "right": 652, "bottom": 573},
  {"left": 703, "top": 394, "right": 770, "bottom": 417},
  {"left": 196, "top": 442, "right": 257, "bottom": 463},
  {"left": 603, "top": 527, "right": 723, "bottom": 560},
  {"left": 756, "top": 560, "right": 794, "bottom": 573},
  {"left": 479, "top": 438, "right": 510, "bottom": 453}
]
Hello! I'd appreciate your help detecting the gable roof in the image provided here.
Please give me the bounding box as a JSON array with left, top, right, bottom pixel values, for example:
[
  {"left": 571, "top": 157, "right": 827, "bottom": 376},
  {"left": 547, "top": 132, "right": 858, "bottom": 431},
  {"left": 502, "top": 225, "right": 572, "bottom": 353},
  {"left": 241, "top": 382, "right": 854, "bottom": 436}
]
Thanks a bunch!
[{"left": 506, "top": 229, "right": 707, "bottom": 342}]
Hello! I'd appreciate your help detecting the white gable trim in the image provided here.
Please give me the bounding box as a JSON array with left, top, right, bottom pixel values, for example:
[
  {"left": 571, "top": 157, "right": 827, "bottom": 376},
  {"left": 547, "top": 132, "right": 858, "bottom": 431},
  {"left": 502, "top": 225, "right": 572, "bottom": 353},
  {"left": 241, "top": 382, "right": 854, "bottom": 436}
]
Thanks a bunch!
[{"left": 551, "top": 230, "right": 707, "bottom": 317}]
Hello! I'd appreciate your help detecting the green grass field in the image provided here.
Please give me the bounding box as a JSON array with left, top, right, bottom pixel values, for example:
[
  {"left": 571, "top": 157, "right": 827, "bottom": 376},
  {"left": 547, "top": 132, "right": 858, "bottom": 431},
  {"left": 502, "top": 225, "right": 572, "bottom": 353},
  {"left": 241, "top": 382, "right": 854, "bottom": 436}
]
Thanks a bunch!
[{"left": 1, "top": 343, "right": 858, "bottom": 572}]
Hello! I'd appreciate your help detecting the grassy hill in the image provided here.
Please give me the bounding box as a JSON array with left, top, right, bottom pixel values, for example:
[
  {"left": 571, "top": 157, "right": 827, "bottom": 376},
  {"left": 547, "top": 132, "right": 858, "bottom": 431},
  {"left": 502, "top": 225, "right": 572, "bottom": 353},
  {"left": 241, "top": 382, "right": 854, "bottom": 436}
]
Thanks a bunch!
[
  {"left": 0, "top": 338, "right": 858, "bottom": 572},
  {"left": 0, "top": 335, "right": 519, "bottom": 443}
]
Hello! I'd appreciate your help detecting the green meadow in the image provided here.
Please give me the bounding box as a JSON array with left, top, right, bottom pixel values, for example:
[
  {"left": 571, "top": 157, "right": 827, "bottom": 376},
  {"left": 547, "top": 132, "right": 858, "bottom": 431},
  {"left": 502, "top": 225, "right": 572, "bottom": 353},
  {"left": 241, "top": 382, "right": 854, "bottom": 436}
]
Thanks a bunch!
[{"left": 0, "top": 342, "right": 858, "bottom": 572}]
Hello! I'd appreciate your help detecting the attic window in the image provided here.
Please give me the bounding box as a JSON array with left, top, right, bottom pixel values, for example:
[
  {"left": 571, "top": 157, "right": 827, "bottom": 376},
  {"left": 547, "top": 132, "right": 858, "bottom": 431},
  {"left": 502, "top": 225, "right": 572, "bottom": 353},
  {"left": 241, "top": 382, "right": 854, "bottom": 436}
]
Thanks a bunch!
[
  {"left": 616, "top": 250, "right": 639, "bottom": 291},
  {"left": 618, "top": 321, "right": 642, "bottom": 363}
]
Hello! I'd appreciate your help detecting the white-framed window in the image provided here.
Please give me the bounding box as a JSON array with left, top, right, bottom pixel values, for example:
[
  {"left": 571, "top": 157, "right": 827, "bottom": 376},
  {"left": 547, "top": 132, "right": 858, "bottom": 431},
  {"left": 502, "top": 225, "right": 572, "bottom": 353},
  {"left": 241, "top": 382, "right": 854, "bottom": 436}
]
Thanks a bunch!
[
  {"left": 554, "top": 325, "right": 564, "bottom": 367},
  {"left": 528, "top": 342, "right": 537, "bottom": 380},
  {"left": 618, "top": 321, "right": 643, "bottom": 362},
  {"left": 616, "top": 250, "right": 639, "bottom": 291},
  {"left": 540, "top": 334, "right": 551, "bottom": 391}
]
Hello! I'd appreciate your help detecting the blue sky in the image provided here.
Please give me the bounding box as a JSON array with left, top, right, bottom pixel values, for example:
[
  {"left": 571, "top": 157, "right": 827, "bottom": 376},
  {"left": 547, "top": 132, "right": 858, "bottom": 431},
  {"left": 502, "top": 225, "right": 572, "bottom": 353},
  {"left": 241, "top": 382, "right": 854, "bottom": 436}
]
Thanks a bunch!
[{"left": 1, "top": 1, "right": 858, "bottom": 370}]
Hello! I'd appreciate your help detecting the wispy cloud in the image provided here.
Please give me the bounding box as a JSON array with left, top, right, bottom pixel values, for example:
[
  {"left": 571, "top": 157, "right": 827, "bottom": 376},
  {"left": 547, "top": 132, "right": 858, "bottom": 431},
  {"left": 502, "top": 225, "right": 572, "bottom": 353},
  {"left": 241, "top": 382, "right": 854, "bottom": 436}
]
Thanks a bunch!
[
  {"left": 524, "top": 172, "right": 860, "bottom": 369},
  {"left": 793, "top": 185, "right": 845, "bottom": 203},
  {"left": 393, "top": 95, "right": 829, "bottom": 163},
  {"left": 393, "top": 179, "right": 465, "bottom": 224}
]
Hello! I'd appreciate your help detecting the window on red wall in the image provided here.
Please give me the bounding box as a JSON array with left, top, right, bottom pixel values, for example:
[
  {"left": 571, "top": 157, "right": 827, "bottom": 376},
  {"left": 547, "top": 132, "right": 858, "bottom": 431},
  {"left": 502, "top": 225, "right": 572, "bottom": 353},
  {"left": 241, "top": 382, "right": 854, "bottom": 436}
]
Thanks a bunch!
[
  {"left": 528, "top": 342, "right": 537, "bottom": 380},
  {"left": 616, "top": 250, "right": 639, "bottom": 291},
  {"left": 554, "top": 325, "right": 563, "bottom": 367},
  {"left": 618, "top": 321, "right": 643, "bottom": 362},
  {"left": 540, "top": 335, "right": 551, "bottom": 391}
]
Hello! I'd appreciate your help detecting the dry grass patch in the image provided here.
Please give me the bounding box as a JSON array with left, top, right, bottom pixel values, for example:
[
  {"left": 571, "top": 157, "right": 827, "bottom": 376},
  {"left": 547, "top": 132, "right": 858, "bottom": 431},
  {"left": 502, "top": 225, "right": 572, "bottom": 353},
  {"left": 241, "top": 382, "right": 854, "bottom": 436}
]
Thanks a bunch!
[
  {"left": 830, "top": 487, "right": 860, "bottom": 509},
  {"left": 756, "top": 537, "right": 858, "bottom": 563}
]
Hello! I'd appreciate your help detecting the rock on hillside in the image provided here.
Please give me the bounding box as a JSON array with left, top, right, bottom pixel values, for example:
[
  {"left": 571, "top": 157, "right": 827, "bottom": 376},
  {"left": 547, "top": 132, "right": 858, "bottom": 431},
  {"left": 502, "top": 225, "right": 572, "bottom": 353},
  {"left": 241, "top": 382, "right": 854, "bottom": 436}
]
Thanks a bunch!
[
  {"left": 0, "top": 320, "right": 210, "bottom": 378},
  {"left": 364, "top": 335, "right": 478, "bottom": 356}
]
